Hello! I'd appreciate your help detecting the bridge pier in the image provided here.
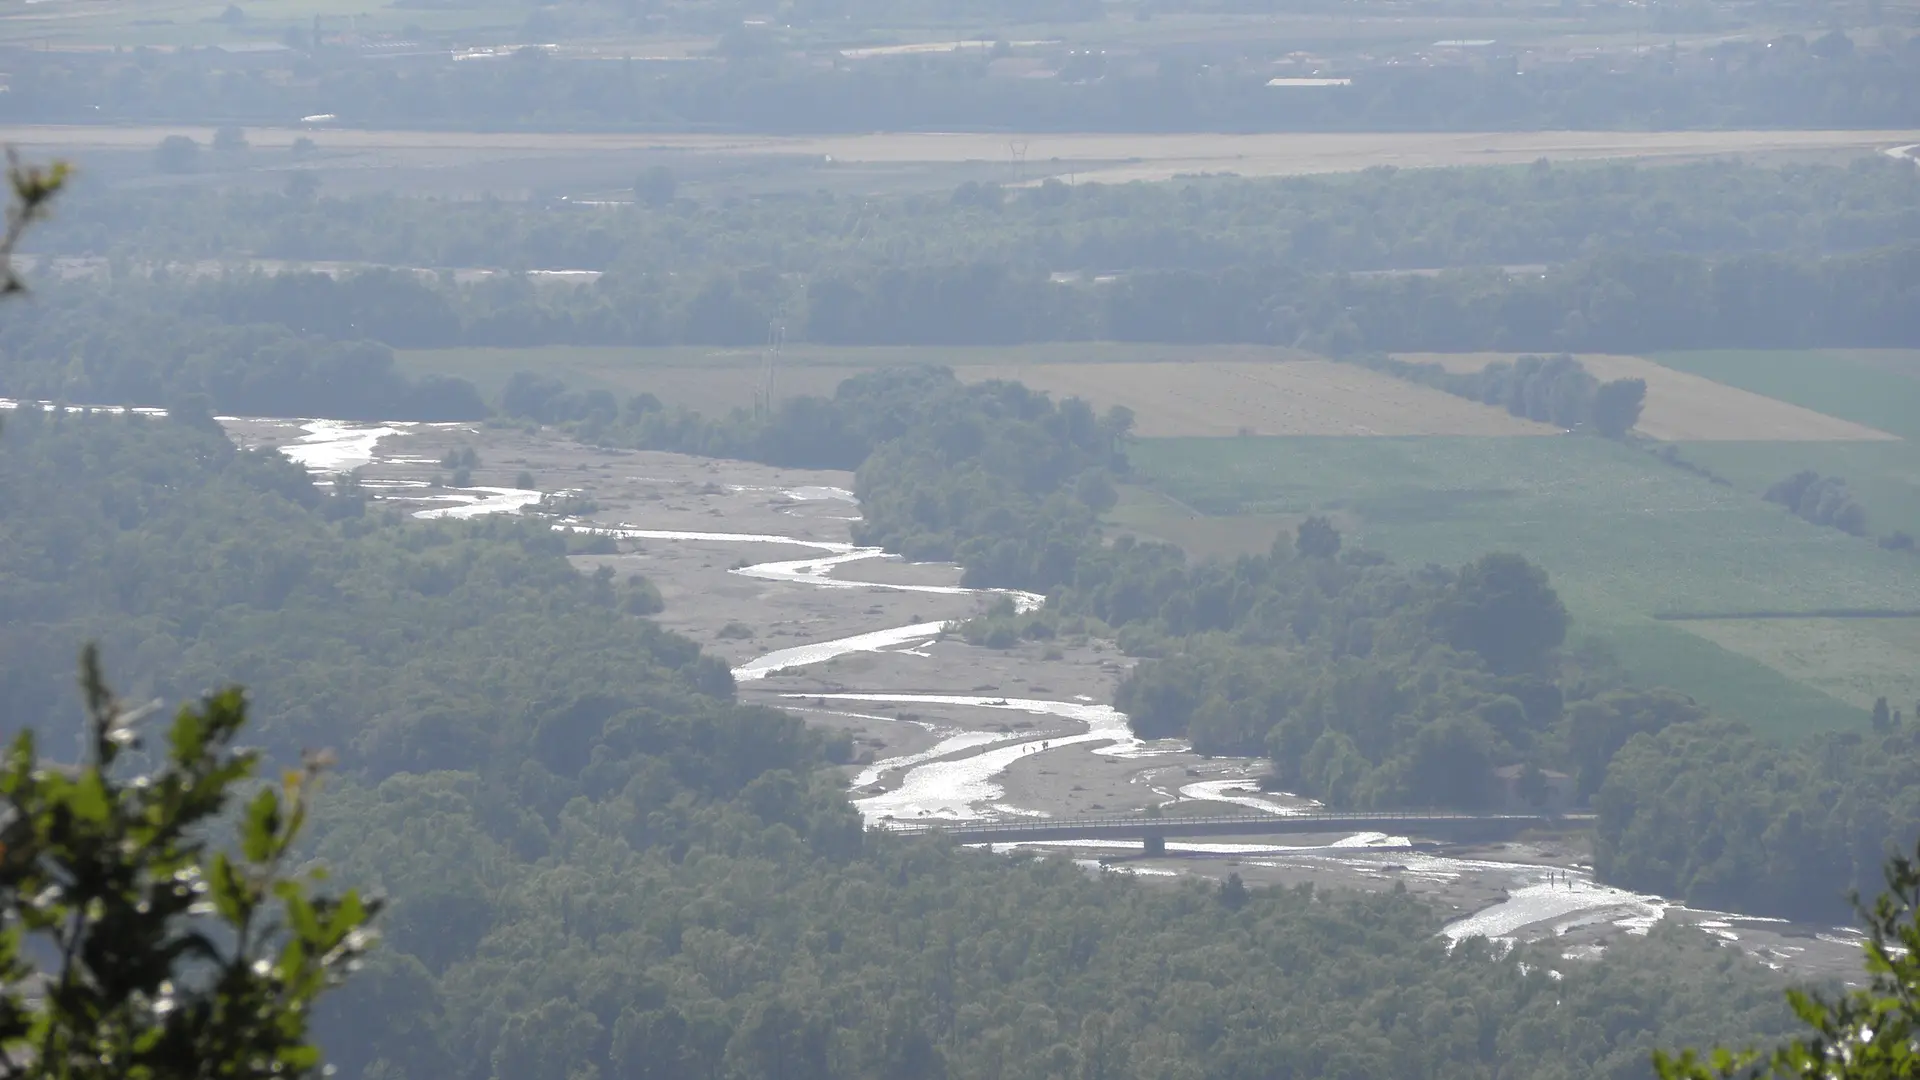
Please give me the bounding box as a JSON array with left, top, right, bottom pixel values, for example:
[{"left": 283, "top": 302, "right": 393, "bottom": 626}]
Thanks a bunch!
[{"left": 1143, "top": 835, "right": 1165, "bottom": 856}]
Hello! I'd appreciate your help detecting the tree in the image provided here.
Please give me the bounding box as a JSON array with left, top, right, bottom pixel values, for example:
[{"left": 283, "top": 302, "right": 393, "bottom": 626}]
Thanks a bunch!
[
  {"left": 1592, "top": 377, "right": 1647, "bottom": 438},
  {"left": 635, "top": 165, "right": 677, "bottom": 207},
  {"left": 1101, "top": 405, "right": 1135, "bottom": 464},
  {"left": 0, "top": 648, "right": 377, "bottom": 1079},
  {"left": 1218, "top": 872, "right": 1249, "bottom": 911},
  {"left": 212, "top": 125, "right": 250, "bottom": 155},
  {"left": 1294, "top": 515, "right": 1341, "bottom": 559},
  {"left": 1434, "top": 552, "right": 1569, "bottom": 674},
  {"left": 284, "top": 171, "right": 320, "bottom": 201},
  {"left": 1657, "top": 842, "right": 1920, "bottom": 1080},
  {"left": 0, "top": 148, "right": 66, "bottom": 294},
  {"left": 154, "top": 136, "right": 201, "bottom": 175}
]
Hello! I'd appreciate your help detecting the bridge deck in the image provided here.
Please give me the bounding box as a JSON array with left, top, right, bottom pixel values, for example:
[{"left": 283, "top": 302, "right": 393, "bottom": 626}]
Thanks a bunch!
[{"left": 882, "top": 810, "right": 1592, "bottom": 846}]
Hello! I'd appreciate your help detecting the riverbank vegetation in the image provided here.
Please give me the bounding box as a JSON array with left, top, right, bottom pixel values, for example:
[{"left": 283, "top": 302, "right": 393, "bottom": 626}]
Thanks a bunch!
[
  {"left": 0, "top": 405, "right": 1807, "bottom": 1080},
  {"left": 527, "top": 360, "right": 1920, "bottom": 922}
]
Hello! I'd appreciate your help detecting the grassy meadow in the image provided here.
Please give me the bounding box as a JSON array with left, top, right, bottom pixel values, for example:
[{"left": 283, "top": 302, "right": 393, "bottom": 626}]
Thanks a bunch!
[
  {"left": 1640, "top": 350, "right": 1920, "bottom": 540},
  {"left": 1125, "top": 433, "right": 1920, "bottom": 736}
]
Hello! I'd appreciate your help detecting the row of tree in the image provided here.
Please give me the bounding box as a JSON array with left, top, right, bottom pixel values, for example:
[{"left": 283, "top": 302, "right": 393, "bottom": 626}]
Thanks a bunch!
[
  {"left": 38, "top": 157, "right": 1920, "bottom": 278},
  {"left": 1764, "top": 470, "right": 1872, "bottom": 537},
  {"left": 1359, "top": 353, "right": 1647, "bottom": 436},
  {"left": 53, "top": 241, "right": 1919, "bottom": 355}
]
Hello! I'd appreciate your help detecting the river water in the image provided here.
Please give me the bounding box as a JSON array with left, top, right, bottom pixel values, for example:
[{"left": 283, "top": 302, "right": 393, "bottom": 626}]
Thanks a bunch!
[{"left": 217, "top": 415, "right": 1858, "bottom": 957}]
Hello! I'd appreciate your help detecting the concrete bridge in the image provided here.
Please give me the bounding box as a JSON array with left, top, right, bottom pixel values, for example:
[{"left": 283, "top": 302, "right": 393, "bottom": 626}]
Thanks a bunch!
[{"left": 884, "top": 809, "right": 1592, "bottom": 853}]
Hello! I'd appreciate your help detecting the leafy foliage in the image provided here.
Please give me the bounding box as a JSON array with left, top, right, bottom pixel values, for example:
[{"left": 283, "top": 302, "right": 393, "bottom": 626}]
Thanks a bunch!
[
  {"left": 18, "top": 159, "right": 1920, "bottom": 359},
  {"left": 1657, "top": 843, "right": 1920, "bottom": 1080},
  {"left": 0, "top": 647, "right": 376, "bottom": 1080},
  {"left": 0, "top": 289, "right": 484, "bottom": 419},
  {"left": 37, "top": 160, "right": 1920, "bottom": 283},
  {"left": 1763, "top": 471, "right": 1870, "bottom": 537},
  {"left": 1361, "top": 353, "right": 1650, "bottom": 437},
  {"left": 0, "top": 407, "right": 735, "bottom": 772},
  {"left": 1596, "top": 718, "right": 1920, "bottom": 922},
  {"left": 565, "top": 367, "right": 1129, "bottom": 589}
]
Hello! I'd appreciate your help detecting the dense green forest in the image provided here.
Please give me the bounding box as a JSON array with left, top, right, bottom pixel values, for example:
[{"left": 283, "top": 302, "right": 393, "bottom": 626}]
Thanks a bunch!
[
  {"left": 0, "top": 406, "right": 1807, "bottom": 1080},
  {"left": 38, "top": 158, "right": 1920, "bottom": 274},
  {"left": 0, "top": 404, "right": 729, "bottom": 768},
  {"left": 3, "top": 31, "right": 1914, "bottom": 130},
  {"left": 12, "top": 238, "right": 1920, "bottom": 360},
  {"left": 5, "top": 160, "right": 1911, "bottom": 382},
  {"left": 0, "top": 287, "right": 485, "bottom": 416},
  {"left": 1079, "top": 533, "right": 1920, "bottom": 921},
  {"left": 1596, "top": 716, "right": 1920, "bottom": 922}
]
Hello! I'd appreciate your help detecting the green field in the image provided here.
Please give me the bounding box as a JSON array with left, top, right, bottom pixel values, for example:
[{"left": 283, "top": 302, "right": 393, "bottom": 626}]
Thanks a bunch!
[
  {"left": 1646, "top": 350, "right": 1920, "bottom": 540},
  {"left": 1671, "top": 440, "right": 1920, "bottom": 543},
  {"left": 1651, "top": 349, "right": 1920, "bottom": 440},
  {"left": 1126, "top": 434, "right": 1920, "bottom": 737}
]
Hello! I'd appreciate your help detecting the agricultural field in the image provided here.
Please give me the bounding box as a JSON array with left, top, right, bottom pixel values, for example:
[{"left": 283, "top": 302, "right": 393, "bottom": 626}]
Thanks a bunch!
[
  {"left": 1395, "top": 352, "right": 1899, "bottom": 442},
  {"left": 1672, "top": 616, "right": 1920, "bottom": 713},
  {"left": 411, "top": 340, "right": 1920, "bottom": 736},
  {"left": 1127, "top": 434, "right": 1919, "bottom": 736},
  {"left": 1651, "top": 349, "right": 1920, "bottom": 441},
  {"left": 398, "top": 343, "right": 1322, "bottom": 418},
  {"left": 956, "top": 360, "right": 1557, "bottom": 437},
  {"left": 404, "top": 345, "right": 1555, "bottom": 436},
  {"left": 1646, "top": 351, "right": 1920, "bottom": 537}
]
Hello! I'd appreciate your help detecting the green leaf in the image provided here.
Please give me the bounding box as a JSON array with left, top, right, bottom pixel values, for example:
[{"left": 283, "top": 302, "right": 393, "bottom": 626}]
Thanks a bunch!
[
  {"left": 208, "top": 852, "right": 247, "bottom": 924},
  {"left": 167, "top": 706, "right": 206, "bottom": 767},
  {"left": 242, "top": 787, "right": 283, "bottom": 864},
  {"left": 67, "top": 768, "right": 111, "bottom": 823}
]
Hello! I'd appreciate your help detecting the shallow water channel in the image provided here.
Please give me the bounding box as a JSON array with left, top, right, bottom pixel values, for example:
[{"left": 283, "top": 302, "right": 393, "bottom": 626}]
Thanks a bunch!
[{"left": 228, "top": 415, "right": 1859, "bottom": 962}]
